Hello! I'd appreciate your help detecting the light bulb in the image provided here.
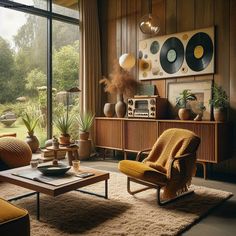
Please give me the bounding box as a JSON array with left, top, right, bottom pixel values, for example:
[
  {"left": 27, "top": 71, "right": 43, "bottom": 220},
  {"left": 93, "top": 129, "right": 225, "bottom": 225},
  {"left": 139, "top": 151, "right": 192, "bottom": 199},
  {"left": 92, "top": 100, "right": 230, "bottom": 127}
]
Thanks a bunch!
[{"left": 139, "top": 14, "right": 160, "bottom": 35}]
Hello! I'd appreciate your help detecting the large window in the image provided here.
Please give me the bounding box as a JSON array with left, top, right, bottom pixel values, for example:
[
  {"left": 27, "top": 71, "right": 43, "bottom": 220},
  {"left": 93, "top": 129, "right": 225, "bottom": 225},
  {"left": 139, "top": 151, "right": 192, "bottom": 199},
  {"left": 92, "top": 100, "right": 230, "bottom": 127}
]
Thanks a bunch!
[{"left": 0, "top": 0, "right": 79, "bottom": 146}]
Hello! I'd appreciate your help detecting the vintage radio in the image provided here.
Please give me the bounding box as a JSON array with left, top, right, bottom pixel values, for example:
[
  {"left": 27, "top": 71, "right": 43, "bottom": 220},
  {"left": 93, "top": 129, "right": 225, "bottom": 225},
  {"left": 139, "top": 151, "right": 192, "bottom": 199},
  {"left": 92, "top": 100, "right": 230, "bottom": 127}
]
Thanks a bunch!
[{"left": 127, "top": 96, "right": 167, "bottom": 119}]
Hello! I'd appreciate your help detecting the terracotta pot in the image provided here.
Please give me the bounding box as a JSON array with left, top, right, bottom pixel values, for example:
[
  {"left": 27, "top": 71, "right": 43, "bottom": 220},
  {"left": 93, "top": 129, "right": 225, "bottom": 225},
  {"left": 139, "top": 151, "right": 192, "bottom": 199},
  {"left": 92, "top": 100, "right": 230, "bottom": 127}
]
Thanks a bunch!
[
  {"left": 79, "top": 132, "right": 89, "bottom": 140},
  {"left": 178, "top": 108, "right": 191, "bottom": 120},
  {"left": 103, "top": 103, "right": 115, "bottom": 117},
  {"left": 214, "top": 108, "right": 227, "bottom": 122},
  {"left": 115, "top": 94, "right": 126, "bottom": 118},
  {"left": 78, "top": 139, "right": 91, "bottom": 160},
  {"left": 59, "top": 134, "right": 71, "bottom": 145},
  {"left": 25, "top": 133, "right": 39, "bottom": 153}
]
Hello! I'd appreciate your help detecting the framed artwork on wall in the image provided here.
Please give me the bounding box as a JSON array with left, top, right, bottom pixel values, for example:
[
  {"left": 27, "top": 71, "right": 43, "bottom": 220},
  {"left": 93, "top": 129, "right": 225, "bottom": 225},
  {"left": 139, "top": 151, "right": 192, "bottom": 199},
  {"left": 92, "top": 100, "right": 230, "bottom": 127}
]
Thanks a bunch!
[{"left": 167, "top": 80, "right": 213, "bottom": 120}]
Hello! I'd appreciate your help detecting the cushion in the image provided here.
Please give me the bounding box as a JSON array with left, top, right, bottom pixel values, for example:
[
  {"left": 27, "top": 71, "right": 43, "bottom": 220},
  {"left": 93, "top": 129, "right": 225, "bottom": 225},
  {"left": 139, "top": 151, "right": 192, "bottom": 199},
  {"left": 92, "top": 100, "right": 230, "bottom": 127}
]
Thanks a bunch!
[
  {"left": 0, "top": 198, "right": 30, "bottom": 236},
  {"left": 0, "top": 133, "right": 16, "bottom": 138},
  {"left": 118, "top": 160, "right": 167, "bottom": 185},
  {"left": 0, "top": 137, "right": 32, "bottom": 169}
]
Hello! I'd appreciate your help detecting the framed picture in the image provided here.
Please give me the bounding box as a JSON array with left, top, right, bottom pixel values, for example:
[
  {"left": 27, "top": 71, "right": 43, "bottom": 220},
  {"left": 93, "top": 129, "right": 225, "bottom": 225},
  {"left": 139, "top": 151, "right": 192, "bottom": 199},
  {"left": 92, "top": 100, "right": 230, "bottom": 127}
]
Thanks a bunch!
[{"left": 167, "top": 80, "right": 213, "bottom": 120}]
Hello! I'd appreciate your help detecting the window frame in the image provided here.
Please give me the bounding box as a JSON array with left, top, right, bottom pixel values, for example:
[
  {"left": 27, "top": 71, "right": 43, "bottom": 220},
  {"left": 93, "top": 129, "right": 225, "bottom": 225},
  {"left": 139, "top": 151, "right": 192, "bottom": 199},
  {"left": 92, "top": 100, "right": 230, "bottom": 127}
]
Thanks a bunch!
[{"left": 0, "top": 0, "right": 80, "bottom": 139}]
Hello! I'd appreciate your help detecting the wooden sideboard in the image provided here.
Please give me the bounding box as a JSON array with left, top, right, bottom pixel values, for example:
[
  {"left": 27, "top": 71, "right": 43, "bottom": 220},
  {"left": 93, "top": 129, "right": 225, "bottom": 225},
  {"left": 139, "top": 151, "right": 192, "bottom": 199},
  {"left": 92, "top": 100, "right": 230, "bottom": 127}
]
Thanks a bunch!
[{"left": 94, "top": 117, "right": 231, "bottom": 178}]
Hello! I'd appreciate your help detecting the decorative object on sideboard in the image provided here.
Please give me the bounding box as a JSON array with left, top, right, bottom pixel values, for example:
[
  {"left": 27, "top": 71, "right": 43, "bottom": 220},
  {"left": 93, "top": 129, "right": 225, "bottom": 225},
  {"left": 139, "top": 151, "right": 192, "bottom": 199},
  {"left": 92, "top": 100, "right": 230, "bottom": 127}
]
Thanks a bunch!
[
  {"left": 209, "top": 83, "right": 229, "bottom": 122},
  {"left": 22, "top": 112, "right": 40, "bottom": 153},
  {"left": 100, "top": 60, "right": 139, "bottom": 118},
  {"left": 139, "top": 0, "right": 160, "bottom": 35},
  {"left": 194, "top": 102, "right": 206, "bottom": 121},
  {"left": 77, "top": 112, "right": 94, "bottom": 159},
  {"left": 168, "top": 80, "right": 212, "bottom": 120},
  {"left": 176, "top": 89, "right": 197, "bottom": 120},
  {"left": 103, "top": 103, "right": 115, "bottom": 117}
]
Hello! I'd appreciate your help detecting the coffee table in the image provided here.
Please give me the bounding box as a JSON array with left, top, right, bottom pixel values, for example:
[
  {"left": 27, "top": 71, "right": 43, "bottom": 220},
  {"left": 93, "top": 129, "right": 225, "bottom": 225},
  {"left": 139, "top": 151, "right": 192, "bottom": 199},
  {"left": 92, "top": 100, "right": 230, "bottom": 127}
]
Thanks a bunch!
[{"left": 0, "top": 165, "right": 109, "bottom": 220}]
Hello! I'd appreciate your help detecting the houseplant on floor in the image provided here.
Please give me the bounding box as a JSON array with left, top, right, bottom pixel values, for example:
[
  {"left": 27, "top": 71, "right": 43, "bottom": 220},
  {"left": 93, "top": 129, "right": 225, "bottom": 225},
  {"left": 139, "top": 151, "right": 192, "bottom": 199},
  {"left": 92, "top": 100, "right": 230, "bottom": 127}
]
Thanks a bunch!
[
  {"left": 209, "top": 83, "right": 229, "bottom": 121},
  {"left": 77, "top": 112, "right": 95, "bottom": 159},
  {"left": 54, "top": 115, "right": 73, "bottom": 145},
  {"left": 176, "top": 89, "right": 197, "bottom": 120},
  {"left": 22, "top": 112, "right": 40, "bottom": 153}
]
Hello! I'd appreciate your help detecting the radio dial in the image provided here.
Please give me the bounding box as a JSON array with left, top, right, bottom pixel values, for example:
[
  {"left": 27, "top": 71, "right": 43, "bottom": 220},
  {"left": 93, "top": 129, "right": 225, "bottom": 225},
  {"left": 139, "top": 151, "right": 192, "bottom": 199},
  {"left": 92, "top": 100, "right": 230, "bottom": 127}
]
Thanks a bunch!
[
  {"left": 128, "top": 107, "right": 132, "bottom": 111},
  {"left": 151, "top": 106, "right": 155, "bottom": 111},
  {"left": 150, "top": 99, "right": 156, "bottom": 105},
  {"left": 128, "top": 99, "right": 133, "bottom": 105}
]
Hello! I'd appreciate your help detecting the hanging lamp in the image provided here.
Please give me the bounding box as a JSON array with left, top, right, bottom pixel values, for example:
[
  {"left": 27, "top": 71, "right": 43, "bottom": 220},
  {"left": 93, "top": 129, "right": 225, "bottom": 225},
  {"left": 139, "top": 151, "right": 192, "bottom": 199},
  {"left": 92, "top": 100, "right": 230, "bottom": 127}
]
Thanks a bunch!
[{"left": 139, "top": 0, "right": 160, "bottom": 35}]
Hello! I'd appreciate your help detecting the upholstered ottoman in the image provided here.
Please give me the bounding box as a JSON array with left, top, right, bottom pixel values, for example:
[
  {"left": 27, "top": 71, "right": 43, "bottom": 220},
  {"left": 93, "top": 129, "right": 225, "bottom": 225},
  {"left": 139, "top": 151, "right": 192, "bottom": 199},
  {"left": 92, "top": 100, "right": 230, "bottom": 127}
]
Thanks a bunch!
[
  {"left": 0, "top": 137, "right": 32, "bottom": 170},
  {"left": 0, "top": 198, "right": 30, "bottom": 236}
]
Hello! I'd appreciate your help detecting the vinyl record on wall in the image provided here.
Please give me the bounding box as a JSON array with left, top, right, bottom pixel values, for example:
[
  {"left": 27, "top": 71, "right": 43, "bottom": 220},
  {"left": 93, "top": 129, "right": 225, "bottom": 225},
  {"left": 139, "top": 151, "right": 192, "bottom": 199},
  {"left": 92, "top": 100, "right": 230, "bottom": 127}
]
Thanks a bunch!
[
  {"left": 160, "top": 37, "right": 184, "bottom": 74},
  {"left": 185, "top": 32, "right": 213, "bottom": 71}
]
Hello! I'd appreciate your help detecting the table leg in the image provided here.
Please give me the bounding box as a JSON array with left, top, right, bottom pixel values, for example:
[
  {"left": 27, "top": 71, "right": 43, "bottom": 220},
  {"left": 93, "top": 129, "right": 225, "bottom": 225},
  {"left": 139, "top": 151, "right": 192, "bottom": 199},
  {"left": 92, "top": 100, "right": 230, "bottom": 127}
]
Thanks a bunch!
[
  {"left": 105, "top": 179, "right": 108, "bottom": 199},
  {"left": 37, "top": 192, "right": 40, "bottom": 220}
]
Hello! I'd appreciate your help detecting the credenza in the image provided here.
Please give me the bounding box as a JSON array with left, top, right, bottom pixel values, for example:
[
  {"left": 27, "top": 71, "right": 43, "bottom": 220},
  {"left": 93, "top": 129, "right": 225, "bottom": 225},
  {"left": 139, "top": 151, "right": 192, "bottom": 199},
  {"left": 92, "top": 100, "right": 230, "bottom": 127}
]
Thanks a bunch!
[{"left": 94, "top": 117, "right": 231, "bottom": 178}]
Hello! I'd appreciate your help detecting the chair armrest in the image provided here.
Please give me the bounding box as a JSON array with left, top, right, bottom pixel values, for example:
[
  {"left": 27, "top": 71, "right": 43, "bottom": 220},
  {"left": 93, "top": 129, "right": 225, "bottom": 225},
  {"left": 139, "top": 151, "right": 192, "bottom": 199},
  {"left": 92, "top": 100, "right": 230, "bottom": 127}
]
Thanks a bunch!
[
  {"left": 167, "top": 153, "right": 196, "bottom": 179},
  {"left": 136, "top": 148, "right": 152, "bottom": 161}
]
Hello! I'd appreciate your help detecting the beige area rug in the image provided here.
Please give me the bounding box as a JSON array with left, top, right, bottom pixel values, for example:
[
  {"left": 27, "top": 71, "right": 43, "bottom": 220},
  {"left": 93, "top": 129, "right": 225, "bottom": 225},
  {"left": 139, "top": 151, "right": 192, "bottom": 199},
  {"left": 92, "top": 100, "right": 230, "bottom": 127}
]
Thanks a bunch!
[{"left": 0, "top": 172, "right": 233, "bottom": 236}]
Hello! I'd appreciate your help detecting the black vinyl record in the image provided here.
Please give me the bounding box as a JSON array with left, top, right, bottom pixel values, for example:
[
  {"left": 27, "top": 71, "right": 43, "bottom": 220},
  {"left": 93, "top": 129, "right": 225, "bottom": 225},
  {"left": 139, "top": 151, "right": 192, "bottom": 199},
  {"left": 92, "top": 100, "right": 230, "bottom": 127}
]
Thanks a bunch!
[
  {"left": 186, "top": 32, "right": 213, "bottom": 71},
  {"left": 160, "top": 37, "right": 184, "bottom": 74}
]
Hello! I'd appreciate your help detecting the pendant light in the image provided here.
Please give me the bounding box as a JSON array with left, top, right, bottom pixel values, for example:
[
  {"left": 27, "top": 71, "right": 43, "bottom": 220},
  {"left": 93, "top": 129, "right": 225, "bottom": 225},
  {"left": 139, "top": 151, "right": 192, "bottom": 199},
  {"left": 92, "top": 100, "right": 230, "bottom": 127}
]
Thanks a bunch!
[{"left": 139, "top": 0, "right": 160, "bottom": 35}]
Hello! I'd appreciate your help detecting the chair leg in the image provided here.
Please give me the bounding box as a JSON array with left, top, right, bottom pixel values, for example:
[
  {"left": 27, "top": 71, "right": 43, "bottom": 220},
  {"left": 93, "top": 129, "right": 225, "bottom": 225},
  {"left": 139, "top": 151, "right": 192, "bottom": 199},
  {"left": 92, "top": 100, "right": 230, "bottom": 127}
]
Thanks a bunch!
[
  {"left": 156, "top": 187, "right": 194, "bottom": 206},
  {"left": 127, "top": 177, "right": 194, "bottom": 206},
  {"left": 127, "top": 177, "right": 152, "bottom": 195}
]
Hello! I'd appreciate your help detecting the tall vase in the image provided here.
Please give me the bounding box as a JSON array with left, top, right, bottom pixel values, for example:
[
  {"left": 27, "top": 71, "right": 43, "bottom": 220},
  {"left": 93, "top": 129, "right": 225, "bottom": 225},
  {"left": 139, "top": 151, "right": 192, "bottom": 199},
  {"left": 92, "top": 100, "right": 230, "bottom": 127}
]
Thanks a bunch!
[{"left": 115, "top": 93, "right": 126, "bottom": 118}]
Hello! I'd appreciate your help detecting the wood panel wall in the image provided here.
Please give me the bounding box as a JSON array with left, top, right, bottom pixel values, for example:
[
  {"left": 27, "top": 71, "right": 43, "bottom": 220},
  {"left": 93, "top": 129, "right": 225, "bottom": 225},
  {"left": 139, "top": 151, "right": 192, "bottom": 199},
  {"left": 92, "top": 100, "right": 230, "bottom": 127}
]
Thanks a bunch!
[{"left": 98, "top": 0, "right": 236, "bottom": 174}]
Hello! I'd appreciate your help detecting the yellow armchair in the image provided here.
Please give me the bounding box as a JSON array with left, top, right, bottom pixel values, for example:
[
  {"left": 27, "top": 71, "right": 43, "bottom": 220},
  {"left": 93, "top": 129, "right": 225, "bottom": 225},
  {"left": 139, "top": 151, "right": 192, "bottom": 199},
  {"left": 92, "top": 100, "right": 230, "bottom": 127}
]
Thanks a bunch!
[{"left": 118, "top": 128, "right": 200, "bottom": 205}]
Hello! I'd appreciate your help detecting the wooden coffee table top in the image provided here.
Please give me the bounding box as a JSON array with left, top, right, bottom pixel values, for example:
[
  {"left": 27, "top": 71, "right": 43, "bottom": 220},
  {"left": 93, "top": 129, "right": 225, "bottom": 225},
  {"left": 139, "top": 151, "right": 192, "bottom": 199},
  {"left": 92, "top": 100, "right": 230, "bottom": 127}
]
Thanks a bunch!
[{"left": 0, "top": 165, "right": 109, "bottom": 197}]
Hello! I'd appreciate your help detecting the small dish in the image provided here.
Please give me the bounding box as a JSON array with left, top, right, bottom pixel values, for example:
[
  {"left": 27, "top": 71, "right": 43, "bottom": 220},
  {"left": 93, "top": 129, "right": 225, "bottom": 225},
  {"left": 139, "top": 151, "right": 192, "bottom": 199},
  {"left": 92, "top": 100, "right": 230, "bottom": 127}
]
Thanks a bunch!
[{"left": 37, "top": 164, "right": 70, "bottom": 176}]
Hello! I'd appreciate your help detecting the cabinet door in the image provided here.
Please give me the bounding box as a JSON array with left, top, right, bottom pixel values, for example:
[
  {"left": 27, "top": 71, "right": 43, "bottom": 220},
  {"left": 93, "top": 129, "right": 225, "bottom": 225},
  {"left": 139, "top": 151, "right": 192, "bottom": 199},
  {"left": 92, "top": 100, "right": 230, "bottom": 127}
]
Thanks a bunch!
[
  {"left": 158, "top": 122, "right": 216, "bottom": 163},
  {"left": 124, "top": 120, "right": 158, "bottom": 152},
  {"left": 95, "top": 118, "right": 123, "bottom": 150}
]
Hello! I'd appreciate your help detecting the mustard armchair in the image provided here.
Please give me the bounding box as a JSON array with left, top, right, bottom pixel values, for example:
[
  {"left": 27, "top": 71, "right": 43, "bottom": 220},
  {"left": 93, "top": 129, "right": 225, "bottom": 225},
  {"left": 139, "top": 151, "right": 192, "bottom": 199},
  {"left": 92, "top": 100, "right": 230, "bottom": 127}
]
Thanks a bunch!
[{"left": 118, "top": 128, "right": 200, "bottom": 205}]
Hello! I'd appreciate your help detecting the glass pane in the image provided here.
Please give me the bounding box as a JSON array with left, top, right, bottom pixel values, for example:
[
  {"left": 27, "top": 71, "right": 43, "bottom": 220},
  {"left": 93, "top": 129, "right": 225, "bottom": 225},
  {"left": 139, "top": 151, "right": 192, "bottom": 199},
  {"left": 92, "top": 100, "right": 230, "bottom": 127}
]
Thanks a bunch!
[
  {"left": 9, "top": 0, "right": 47, "bottom": 10},
  {"left": 52, "top": 20, "right": 80, "bottom": 141},
  {"left": 0, "top": 7, "right": 47, "bottom": 147},
  {"left": 52, "top": 0, "right": 79, "bottom": 18}
]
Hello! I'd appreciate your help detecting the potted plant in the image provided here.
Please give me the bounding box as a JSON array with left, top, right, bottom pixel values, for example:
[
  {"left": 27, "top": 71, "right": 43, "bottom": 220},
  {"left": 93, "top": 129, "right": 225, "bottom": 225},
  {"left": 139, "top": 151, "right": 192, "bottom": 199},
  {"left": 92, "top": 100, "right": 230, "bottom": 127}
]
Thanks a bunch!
[
  {"left": 77, "top": 112, "right": 95, "bottom": 159},
  {"left": 100, "top": 60, "right": 139, "bottom": 117},
  {"left": 22, "top": 112, "right": 40, "bottom": 153},
  {"left": 54, "top": 115, "right": 73, "bottom": 145},
  {"left": 209, "top": 83, "right": 229, "bottom": 121},
  {"left": 176, "top": 89, "right": 197, "bottom": 120}
]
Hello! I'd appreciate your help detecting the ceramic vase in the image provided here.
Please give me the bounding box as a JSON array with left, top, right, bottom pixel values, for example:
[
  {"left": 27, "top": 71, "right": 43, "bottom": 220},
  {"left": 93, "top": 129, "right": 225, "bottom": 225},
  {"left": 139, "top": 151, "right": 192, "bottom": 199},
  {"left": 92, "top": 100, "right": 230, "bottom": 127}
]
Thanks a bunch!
[
  {"left": 25, "top": 133, "right": 39, "bottom": 153},
  {"left": 115, "top": 93, "right": 126, "bottom": 118},
  {"left": 178, "top": 108, "right": 191, "bottom": 120},
  {"left": 214, "top": 108, "right": 227, "bottom": 122},
  {"left": 103, "top": 103, "right": 115, "bottom": 117}
]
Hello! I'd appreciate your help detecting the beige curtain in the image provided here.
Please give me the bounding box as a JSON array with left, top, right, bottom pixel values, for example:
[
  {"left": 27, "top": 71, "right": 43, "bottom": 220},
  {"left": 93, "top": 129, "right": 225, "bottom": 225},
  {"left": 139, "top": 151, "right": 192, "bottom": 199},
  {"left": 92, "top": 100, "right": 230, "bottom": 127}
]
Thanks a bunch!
[{"left": 79, "top": 0, "right": 102, "bottom": 115}]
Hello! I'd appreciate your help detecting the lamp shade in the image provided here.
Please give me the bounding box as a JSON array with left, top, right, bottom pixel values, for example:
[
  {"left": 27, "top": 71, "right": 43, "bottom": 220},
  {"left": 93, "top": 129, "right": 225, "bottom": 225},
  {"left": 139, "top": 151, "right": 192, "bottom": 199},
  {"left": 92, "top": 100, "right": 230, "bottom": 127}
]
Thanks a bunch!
[{"left": 119, "top": 53, "right": 135, "bottom": 70}]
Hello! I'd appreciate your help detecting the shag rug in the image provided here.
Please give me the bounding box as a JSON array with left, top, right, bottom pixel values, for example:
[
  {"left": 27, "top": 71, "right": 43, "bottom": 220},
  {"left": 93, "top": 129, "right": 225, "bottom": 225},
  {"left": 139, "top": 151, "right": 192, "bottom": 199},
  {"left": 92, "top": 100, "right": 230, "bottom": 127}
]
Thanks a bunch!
[{"left": 0, "top": 172, "right": 232, "bottom": 236}]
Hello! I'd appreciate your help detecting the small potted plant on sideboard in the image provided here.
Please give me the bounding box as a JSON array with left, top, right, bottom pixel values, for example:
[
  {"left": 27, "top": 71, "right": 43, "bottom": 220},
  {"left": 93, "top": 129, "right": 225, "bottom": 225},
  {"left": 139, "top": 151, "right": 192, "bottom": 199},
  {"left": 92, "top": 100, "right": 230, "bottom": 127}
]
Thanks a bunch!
[
  {"left": 209, "top": 83, "right": 229, "bottom": 122},
  {"left": 176, "top": 89, "right": 197, "bottom": 120}
]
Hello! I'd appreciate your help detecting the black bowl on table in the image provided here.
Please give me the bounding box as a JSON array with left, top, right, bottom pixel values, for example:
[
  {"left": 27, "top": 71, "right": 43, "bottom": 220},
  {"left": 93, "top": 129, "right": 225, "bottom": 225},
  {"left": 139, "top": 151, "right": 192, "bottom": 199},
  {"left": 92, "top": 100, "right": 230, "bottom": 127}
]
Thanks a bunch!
[{"left": 37, "top": 164, "right": 71, "bottom": 176}]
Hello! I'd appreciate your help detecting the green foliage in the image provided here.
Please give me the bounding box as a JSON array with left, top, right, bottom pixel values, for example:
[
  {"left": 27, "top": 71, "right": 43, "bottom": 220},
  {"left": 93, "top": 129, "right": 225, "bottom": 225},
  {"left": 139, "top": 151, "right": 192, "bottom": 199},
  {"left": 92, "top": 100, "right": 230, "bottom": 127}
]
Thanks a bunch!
[
  {"left": 176, "top": 89, "right": 197, "bottom": 108},
  {"left": 209, "top": 83, "right": 229, "bottom": 109},
  {"left": 22, "top": 112, "right": 40, "bottom": 135},
  {"left": 53, "top": 43, "right": 79, "bottom": 91},
  {"left": 25, "top": 69, "right": 46, "bottom": 96},
  {"left": 54, "top": 115, "right": 73, "bottom": 135},
  {"left": 77, "top": 112, "right": 95, "bottom": 133}
]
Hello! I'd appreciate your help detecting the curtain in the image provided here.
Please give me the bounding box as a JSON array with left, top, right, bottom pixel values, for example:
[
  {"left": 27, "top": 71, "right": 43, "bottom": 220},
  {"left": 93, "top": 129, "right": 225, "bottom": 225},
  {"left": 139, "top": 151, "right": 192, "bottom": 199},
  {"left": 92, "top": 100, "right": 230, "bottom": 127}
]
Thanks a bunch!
[{"left": 79, "top": 0, "right": 102, "bottom": 115}]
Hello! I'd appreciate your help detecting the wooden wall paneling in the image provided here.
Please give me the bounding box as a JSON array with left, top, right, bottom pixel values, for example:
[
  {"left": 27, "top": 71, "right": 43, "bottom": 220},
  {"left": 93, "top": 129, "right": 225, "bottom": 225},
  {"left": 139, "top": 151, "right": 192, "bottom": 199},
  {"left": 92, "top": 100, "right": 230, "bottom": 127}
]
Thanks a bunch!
[
  {"left": 121, "top": 0, "right": 127, "bottom": 54},
  {"left": 116, "top": 0, "right": 122, "bottom": 58},
  {"left": 214, "top": 0, "right": 230, "bottom": 91},
  {"left": 127, "top": 0, "right": 138, "bottom": 79},
  {"left": 165, "top": 0, "right": 177, "bottom": 35}
]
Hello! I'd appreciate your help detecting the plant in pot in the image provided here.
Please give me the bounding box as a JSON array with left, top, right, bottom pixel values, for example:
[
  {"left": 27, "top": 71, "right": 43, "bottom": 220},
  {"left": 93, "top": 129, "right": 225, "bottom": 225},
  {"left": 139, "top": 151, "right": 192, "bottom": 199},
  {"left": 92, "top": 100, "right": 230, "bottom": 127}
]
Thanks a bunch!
[
  {"left": 77, "top": 112, "right": 95, "bottom": 159},
  {"left": 209, "top": 83, "right": 229, "bottom": 121},
  {"left": 176, "top": 89, "right": 197, "bottom": 120},
  {"left": 22, "top": 113, "right": 40, "bottom": 153},
  {"left": 54, "top": 115, "right": 73, "bottom": 145}
]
